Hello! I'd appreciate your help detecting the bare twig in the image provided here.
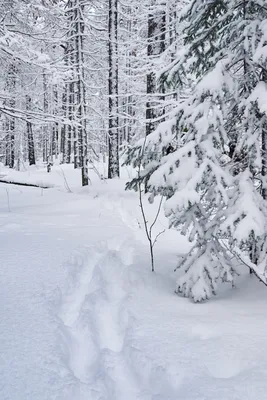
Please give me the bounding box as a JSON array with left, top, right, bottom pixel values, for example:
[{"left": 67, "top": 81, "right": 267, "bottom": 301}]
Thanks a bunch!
[
  {"left": 89, "top": 161, "right": 106, "bottom": 183},
  {"left": 149, "top": 195, "right": 164, "bottom": 237},
  {"left": 58, "top": 167, "right": 72, "bottom": 193},
  {"left": 137, "top": 139, "right": 165, "bottom": 272},
  {"left": 153, "top": 229, "right": 165, "bottom": 247}
]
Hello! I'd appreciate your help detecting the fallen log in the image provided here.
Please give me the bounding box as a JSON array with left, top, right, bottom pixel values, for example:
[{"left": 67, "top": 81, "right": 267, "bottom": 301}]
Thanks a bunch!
[{"left": 0, "top": 179, "right": 52, "bottom": 189}]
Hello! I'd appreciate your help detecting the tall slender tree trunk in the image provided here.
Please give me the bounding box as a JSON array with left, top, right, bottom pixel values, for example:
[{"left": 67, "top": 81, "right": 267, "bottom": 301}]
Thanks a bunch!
[
  {"left": 146, "top": 11, "right": 157, "bottom": 136},
  {"left": 146, "top": 5, "right": 166, "bottom": 136},
  {"left": 75, "top": 0, "right": 88, "bottom": 186},
  {"left": 108, "top": 0, "right": 120, "bottom": 178},
  {"left": 52, "top": 85, "right": 59, "bottom": 159},
  {"left": 4, "top": 64, "right": 16, "bottom": 168},
  {"left": 43, "top": 71, "right": 49, "bottom": 163},
  {"left": 261, "top": 68, "right": 267, "bottom": 201},
  {"left": 64, "top": 1, "right": 75, "bottom": 165},
  {"left": 26, "top": 95, "right": 35, "bottom": 165},
  {"left": 61, "top": 43, "right": 69, "bottom": 164}
]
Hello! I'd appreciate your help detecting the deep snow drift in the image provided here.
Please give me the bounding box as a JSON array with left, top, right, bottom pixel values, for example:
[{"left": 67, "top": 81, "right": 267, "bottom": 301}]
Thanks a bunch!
[{"left": 1, "top": 164, "right": 267, "bottom": 400}]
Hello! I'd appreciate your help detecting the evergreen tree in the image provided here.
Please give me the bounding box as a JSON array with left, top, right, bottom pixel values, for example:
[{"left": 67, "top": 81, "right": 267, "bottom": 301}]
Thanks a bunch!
[
  {"left": 219, "top": 0, "right": 267, "bottom": 275},
  {"left": 125, "top": 0, "right": 267, "bottom": 300}
]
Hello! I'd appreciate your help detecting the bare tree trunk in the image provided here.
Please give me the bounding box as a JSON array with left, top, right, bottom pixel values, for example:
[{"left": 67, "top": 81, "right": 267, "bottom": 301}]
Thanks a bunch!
[
  {"left": 75, "top": 0, "right": 88, "bottom": 185},
  {"left": 4, "top": 64, "right": 16, "bottom": 168},
  {"left": 52, "top": 85, "right": 59, "bottom": 159},
  {"left": 43, "top": 71, "right": 49, "bottom": 163},
  {"left": 261, "top": 68, "right": 267, "bottom": 201},
  {"left": 146, "top": 11, "right": 157, "bottom": 136},
  {"left": 65, "top": 2, "right": 75, "bottom": 165},
  {"left": 108, "top": 0, "right": 120, "bottom": 178},
  {"left": 146, "top": 5, "right": 166, "bottom": 136},
  {"left": 26, "top": 95, "right": 35, "bottom": 165},
  {"left": 61, "top": 44, "right": 69, "bottom": 164},
  {"left": 64, "top": 0, "right": 88, "bottom": 185}
]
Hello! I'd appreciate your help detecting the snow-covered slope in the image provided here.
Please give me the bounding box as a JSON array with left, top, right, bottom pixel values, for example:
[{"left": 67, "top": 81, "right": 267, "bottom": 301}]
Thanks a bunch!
[{"left": 1, "top": 169, "right": 267, "bottom": 400}]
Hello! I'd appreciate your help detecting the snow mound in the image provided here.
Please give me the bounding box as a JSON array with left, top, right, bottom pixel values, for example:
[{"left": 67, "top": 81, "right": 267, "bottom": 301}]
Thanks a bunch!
[{"left": 204, "top": 355, "right": 244, "bottom": 379}]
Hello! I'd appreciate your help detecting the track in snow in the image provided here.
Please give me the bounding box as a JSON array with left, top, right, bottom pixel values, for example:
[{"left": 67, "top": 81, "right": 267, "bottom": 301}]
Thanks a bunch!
[{"left": 58, "top": 239, "right": 145, "bottom": 400}]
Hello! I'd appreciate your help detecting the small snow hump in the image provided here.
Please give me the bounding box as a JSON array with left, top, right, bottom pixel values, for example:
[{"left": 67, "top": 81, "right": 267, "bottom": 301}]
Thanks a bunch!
[{"left": 204, "top": 354, "right": 244, "bottom": 379}]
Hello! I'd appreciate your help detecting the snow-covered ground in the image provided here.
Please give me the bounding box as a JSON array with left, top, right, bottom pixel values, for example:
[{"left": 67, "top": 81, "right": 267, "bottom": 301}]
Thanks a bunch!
[{"left": 1, "top": 164, "right": 267, "bottom": 400}]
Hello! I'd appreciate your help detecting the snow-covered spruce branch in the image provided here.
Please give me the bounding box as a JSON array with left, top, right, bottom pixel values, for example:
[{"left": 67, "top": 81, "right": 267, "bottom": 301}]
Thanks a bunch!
[{"left": 221, "top": 240, "right": 267, "bottom": 287}]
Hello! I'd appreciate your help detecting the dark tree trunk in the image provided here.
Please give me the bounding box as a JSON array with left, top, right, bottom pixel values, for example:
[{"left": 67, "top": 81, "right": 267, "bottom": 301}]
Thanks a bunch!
[
  {"left": 146, "top": 12, "right": 157, "bottom": 137},
  {"left": 75, "top": 0, "right": 88, "bottom": 185},
  {"left": 9, "top": 119, "right": 15, "bottom": 168},
  {"left": 108, "top": 0, "right": 120, "bottom": 178},
  {"left": 26, "top": 95, "right": 35, "bottom": 165},
  {"left": 4, "top": 64, "right": 16, "bottom": 168},
  {"left": 52, "top": 85, "right": 59, "bottom": 159},
  {"left": 146, "top": 7, "right": 166, "bottom": 136}
]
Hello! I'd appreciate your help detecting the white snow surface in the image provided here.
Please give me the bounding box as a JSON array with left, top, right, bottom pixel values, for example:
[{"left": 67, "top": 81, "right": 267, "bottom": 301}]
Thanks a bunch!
[{"left": 1, "top": 164, "right": 267, "bottom": 400}]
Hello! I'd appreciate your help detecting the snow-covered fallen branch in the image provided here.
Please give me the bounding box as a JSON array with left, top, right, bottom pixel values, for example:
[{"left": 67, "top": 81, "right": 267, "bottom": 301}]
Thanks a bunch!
[{"left": 0, "top": 178, "right": 52, "bottom": 189}]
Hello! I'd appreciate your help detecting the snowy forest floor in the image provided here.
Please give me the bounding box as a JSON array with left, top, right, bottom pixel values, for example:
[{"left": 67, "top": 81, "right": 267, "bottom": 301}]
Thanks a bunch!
[{"left": 1, "top": 163, "right": 267, "bottom": 400}]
